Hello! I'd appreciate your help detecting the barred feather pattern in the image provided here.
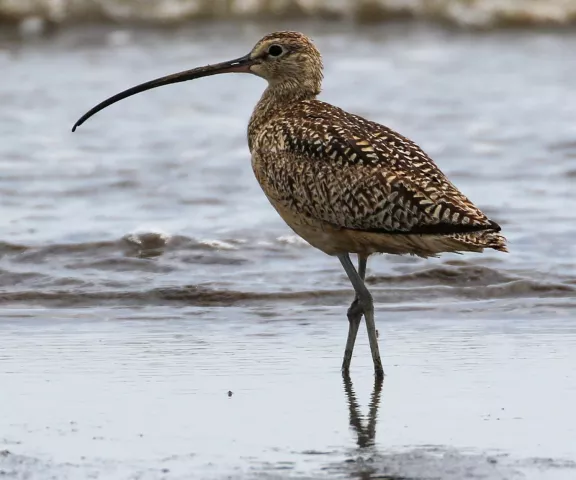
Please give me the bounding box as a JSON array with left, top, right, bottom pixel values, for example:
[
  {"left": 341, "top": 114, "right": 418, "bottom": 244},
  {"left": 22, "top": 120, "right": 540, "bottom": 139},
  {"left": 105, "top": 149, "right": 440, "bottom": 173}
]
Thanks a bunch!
[{"left": 250, "top": 99, "right": 507, "bottom": 256}]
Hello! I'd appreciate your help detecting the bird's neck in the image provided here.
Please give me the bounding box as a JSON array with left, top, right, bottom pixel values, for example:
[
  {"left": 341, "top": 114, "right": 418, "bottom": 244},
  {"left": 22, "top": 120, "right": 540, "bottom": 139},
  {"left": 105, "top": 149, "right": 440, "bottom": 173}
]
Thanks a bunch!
[{"left": 248, "top": 83, "right": 319, "bottom": 150}]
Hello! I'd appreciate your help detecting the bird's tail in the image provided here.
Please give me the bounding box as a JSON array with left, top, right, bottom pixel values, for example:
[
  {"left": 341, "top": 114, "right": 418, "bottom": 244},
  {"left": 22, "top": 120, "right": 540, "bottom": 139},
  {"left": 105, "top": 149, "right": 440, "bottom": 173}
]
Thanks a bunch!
[{"left": 444, "top": 229, "right": 508, "bottom": 253}]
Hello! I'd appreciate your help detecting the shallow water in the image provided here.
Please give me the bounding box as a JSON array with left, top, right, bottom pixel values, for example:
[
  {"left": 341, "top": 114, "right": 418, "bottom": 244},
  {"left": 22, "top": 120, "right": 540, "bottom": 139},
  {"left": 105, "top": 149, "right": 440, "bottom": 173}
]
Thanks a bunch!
[
  {"left": 2, "top": 310, "right": 576, "bottom": 479},
  {"left": 1, "top": 22, "right": 576, "bottom": 479}
]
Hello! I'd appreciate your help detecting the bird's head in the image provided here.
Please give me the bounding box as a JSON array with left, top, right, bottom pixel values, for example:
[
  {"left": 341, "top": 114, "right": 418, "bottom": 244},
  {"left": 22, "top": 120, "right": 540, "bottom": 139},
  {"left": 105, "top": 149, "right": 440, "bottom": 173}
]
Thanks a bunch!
[{"left": 248, "top": 31, "right": 323, "bottom": 94}]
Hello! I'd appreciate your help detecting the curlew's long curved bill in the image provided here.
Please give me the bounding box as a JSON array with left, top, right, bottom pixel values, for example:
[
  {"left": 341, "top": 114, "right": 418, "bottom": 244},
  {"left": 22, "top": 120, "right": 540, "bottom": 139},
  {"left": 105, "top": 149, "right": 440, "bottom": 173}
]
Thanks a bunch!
[{"left": 72, "top": 53, "right": 254, "bottom": 132}]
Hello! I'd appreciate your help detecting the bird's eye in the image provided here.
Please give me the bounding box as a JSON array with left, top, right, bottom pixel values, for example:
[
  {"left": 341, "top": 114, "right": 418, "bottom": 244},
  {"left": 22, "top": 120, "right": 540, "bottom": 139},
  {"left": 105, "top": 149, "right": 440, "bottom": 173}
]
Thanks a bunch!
[{"left": 267, "top": 44, "right": 285, "bottom": 57}]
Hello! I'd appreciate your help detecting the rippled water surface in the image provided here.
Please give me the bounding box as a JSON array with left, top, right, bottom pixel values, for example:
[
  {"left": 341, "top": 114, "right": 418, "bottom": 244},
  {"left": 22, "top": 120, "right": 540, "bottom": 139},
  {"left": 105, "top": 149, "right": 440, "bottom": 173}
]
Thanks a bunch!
[{"left": 1, "top": 22, "right": 576, "bottom": 479}]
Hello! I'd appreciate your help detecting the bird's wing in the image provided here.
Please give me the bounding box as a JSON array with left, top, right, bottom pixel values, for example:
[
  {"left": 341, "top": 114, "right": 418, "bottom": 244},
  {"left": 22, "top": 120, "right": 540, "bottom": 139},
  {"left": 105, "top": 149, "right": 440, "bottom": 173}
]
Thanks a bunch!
[{"left": 255, "top": 101, "right": 499, "bottom": 235}]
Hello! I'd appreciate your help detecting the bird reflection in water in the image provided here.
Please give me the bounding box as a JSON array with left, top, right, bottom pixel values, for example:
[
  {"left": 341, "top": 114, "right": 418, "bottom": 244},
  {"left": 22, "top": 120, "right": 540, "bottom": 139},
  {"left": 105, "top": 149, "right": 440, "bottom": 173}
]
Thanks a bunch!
[
  {"left": 342, "top": 374, "right": 414, "bottom": 480},
  {"left": 343, "top": 373, "right": 384, "bottom": 449}
]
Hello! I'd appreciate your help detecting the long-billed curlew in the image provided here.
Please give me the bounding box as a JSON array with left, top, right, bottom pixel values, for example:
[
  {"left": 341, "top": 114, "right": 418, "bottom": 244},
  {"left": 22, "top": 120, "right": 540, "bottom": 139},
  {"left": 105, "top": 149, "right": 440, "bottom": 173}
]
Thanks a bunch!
[{"left": 72, "top": 31, "right": 507, "bottom": 378}]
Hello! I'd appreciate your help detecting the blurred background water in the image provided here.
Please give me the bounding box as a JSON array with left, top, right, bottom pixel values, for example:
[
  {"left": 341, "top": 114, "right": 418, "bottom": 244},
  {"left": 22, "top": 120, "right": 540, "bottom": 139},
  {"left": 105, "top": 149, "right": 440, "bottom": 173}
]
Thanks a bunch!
[
  {"left": 1, "top": 1, "right": 575, "bottom": 479},
  {"left": 3, "top": 0, "right": 576, "bottom": 30}
]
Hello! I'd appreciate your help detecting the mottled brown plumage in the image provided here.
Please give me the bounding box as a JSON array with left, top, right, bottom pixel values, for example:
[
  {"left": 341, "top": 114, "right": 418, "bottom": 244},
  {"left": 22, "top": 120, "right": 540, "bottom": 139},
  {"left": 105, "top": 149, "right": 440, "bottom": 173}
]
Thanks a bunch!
[
  {"left": 248, "top": 32, "right": 506, "bottom": 259},
  {"left": 72, "top": 30, "right": 507, "bottom": 379}
]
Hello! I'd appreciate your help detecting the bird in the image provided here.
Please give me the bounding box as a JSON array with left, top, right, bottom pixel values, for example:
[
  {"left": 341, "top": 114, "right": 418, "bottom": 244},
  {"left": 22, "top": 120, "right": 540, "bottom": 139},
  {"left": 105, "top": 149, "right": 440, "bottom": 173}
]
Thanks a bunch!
[{"left": 72, "top": 31, "right": 507, "bottom": 378}]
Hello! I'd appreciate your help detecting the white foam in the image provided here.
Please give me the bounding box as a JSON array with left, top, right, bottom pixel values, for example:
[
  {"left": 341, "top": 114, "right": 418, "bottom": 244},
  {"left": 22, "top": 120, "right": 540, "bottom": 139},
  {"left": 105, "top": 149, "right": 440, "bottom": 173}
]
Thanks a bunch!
[
  {"left": 198, "top": 239, "right": 237, "bottom": 250},
  {"left": 277, "top": 235, "right": 310, "bottom": 247}
]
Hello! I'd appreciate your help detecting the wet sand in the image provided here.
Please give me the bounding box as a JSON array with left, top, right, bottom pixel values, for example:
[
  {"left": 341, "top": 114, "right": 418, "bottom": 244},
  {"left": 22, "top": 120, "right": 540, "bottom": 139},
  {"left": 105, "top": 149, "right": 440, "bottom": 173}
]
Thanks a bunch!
[
  {"left": 1, "top": 21, "right": 576, "bottom": 479},
  {"left": 2, "top": 308, "right": 576, "bottom": 479}
]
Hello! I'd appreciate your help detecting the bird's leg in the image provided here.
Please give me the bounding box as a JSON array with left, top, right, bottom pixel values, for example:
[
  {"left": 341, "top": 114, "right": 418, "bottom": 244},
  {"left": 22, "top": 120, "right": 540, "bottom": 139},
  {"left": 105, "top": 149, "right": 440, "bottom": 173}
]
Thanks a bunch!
[
  {"left": 342, "top": 255, "right": 367, "bottom": 373},
  {"left": 338, "top": 253, "right": 384, "bottom": 378}
]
